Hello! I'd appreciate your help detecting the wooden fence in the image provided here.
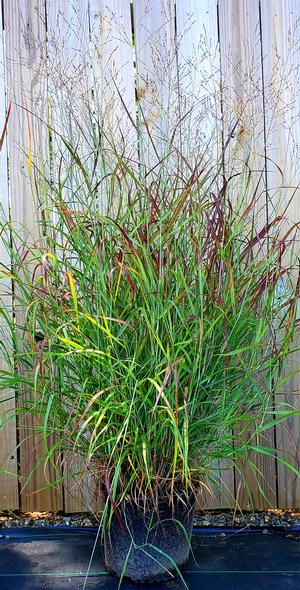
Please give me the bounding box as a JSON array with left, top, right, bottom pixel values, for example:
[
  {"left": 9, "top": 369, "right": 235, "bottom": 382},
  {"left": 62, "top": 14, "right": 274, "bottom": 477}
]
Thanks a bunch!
[{"left": 1, "top": 0, "right": 300, "bottom": 513}]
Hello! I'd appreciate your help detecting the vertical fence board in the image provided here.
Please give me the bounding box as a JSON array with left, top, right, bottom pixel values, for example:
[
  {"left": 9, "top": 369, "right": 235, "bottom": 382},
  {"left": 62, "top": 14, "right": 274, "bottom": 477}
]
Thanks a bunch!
[
  {"left": 46, "top": 0, "right": 91, "bottom": 222},
  {"left": 89, "top": 0, "right": 137, "bottom": 165},
  {"left": 62, "top": 453, "right": 102, "bottom": 514},
  {"left": 0, "top": 0, "right": 19, "bottom": 510},
  {"left": 4, "top": 0, "right": 63, "bottom": 512},
  {"left": 46, "top": 0, "right": 101, "bottom": 513},
  {"left": 89, "top": 0, "right": 137, "bottom": 216},
  {"left": 46, "top": 0, "right": 90, "bottom": 147},
  {"left": 261, "top": 0, "right": 300, "bottom": 509},
  {"left": 46, "top": 0, "right": 91, "bottom": 201},
  {"left": 134, "top": 0, "right": 177, "bottom": 171},
  {"left": 175, "top": 0, "right": 235, "bottom": 509},
  {"left": 218, "top": 0, "right": 277, "bottom": 511},
  {"left": 175, "top": 0, "right": 221, "bottom": 169},
  {"left": 218, "top": 0, "right": 266, "bottom": 195},
  {"left": 260, "top": 0, "right": 300, "bottom": 219},
  {"left": 276, "top": 395, "right": 300, "bottom": 508}
]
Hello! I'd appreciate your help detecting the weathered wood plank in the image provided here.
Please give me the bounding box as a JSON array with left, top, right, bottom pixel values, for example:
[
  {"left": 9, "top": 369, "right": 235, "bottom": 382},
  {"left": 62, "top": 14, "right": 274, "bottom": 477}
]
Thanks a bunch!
[
  {"left": 218, "top": 0, "right": 266, "bottom": 196},
  {"left": 276, "top": 394, "right": 300, "bottom": 508},
  {"left": 260, "top": 0, "right": 300, "bottom": 222},
  {"left": 46, "top": 0, "right": 102, "bottom": 513},
  {"left": 175, "top": 0, "right": 221, "bottom": 171},
  {"left": 0, "top": 0, "right": 19, "bottom": 510},
  {"left": 46, "top": 0, "right": 90, "bottom": 155},
  {"left": 4, "top": 0, "right": 63, "bottom": 512},
  {"left": 89, "top": 0, "right": 137, "bottom": 214},
  {"left": 218, "top": 0, "right": 276, "bottom": 511},
  {"left": 201, "top": 463, "right": 235, "bottom": 511},
  {"left": 174, "top": 0, "right": 234, "bottom": 509},
  {"left": 46, "top": 0, "right": 91, "bottom": 223},
  {"left": 63, "top": 453, "right": 102, "bottom": 514},
  {"left": 260, "top": 0, "right": 300, "bottom": 509},
  {"left": 89, "top": 0, "right": 137, "bottom": 164},
  {"left": 134, "top": 0, "right": 176, "bottom": 172}
]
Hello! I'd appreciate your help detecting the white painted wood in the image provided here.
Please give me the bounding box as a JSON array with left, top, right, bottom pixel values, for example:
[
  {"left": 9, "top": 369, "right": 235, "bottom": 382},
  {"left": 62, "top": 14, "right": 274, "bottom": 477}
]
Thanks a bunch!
[
  {"left": 134, "top": 0, "right": 176, "bottom": 172},
  {"left": 0, "top": 0, "right": 19, "bottom": 510}
]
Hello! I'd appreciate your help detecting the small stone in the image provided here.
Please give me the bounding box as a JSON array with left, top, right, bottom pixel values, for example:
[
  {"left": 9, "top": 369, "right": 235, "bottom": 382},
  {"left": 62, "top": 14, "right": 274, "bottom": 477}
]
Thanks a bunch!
[
  {"left": 63, "top": 517, "right": 71, "bottom": 525},
  {"left": 202, "top": 519, "right": 210, "bottom": 526},
  {"left": 263, "top": 528, "right": 269, "bottom": 534}
]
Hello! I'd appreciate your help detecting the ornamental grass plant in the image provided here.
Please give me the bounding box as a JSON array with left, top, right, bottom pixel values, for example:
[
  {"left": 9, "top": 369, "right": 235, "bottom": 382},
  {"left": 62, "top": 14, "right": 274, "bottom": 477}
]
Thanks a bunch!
[{"left": 1, "top": 144, "right": 300, "bottom": 520}]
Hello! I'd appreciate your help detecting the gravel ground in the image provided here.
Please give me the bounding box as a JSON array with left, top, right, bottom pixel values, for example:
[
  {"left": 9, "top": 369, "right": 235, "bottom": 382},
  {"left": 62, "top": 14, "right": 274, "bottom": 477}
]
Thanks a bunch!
[
  {"left": 1, "top": 509, "right": 300, "bottom": 529},
  {"left": 194, "top": 510, "right": 300, "bottom": 528}
]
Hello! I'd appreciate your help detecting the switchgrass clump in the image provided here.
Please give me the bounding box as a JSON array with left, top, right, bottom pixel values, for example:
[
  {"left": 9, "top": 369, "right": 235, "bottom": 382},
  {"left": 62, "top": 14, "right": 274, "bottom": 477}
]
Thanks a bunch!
[{"left": 0, "top": 151, "right": 300, "bottom": 511}]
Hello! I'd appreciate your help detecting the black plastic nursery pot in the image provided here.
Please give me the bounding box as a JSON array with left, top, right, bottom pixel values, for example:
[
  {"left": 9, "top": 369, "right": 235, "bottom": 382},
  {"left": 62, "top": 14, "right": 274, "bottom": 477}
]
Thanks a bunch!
[{"left": 103, "top": 495, "right": 196, "bottom": 583}]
